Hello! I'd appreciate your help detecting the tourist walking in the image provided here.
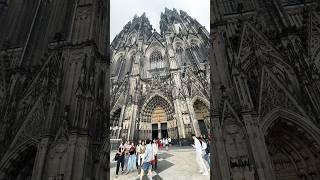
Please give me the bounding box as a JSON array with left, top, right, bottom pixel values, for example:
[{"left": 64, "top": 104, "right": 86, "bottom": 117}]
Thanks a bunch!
[
  {"left": 138, "top": 141, "right": 146, "bottom": 168},
  {"left": 126, "top": 142, "right": 136, "bottom": 174},
  {"left": 168, "top": 137, "right": 172, "bottom": 149},
  {"left": 156, "top": 138, "right": 161, "bottom": 150},
  {"left": 115, "top": 142, "right": 125, "bottom": 178},
  {"left": 152, "top": 139, "right": 158, "bottom": 170},
  {"left": 164, "top": 138, "right": 169, "bottom": 151},
  {"left": 123, "top": 141, "right": 130, "bottom": 170},
  {"left": 139, "top": 139, "right": 153, "bottom": 180},
  {"left": 160, "top": 138, "right": 163, "bottom": 150},
  {"left": 200, "top": 137, "right": 210, "bottom": 170},
  {"left": 136, "top": 140, "right": 141, "bottom": 169},
  {"left": 191, "top": 134, "right": 209, "bottom": 176}
]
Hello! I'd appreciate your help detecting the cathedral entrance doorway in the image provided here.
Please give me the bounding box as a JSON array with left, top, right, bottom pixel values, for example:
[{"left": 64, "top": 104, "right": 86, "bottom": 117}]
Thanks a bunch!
[
  {"left": 151, "top": 106, "right": 168, "bottom": 140},
  {"left": 152, "top": 124, "right": 158, "bottom": 140},
  {"left": 262, "top": 111, "right": 320, "bottom": 180},
  {"left": 0, "top": 145, "right": 37, "bottom": 179},
  {"left": 139, "top": 95, "right": 178, "bottom": 140},
  {"left": 161, "top": 123, "right": 168, "bottom": 139},
  {"left": 198, "top": 119, "right": 208, "bottom": 136},
  {"left": 193, "top": 99, "right": 209, "bottom": 137},
  {"left": 151, "top": 122, "right": 168, "bottom": 140}
]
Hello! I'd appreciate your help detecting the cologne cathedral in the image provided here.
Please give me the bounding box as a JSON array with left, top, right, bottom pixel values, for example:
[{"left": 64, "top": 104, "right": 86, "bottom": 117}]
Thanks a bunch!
[
  {"left": 210, "top": 0, "right": 320, "bottom": 179},
  {"left": 0, "top": 0, "right": 320, "bottom": 180},
  {"left": 110, "top": 9, "right": 211, "bottom": 142},
  {"left": 0, "top": 0, "right": 110, "bottom": 179}
]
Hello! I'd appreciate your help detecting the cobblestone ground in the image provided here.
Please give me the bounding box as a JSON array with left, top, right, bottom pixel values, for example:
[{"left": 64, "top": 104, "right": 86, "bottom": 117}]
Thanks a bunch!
[{"left": 110, "top": 147, "right": 210, "bottom": 180}]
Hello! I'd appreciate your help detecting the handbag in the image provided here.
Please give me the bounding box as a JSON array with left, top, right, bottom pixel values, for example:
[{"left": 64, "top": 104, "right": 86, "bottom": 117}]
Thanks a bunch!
[
  {"left": 114, "top": 153, "right": 120, "bottom": 161},
  {"left": 150, "top": 155, "right": 156, "bottom": 165}
]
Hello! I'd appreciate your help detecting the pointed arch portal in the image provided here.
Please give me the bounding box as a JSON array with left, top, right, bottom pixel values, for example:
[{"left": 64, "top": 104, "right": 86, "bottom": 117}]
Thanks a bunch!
[{"left": 138, "top": 95, "right": 178, "bottom": 140}]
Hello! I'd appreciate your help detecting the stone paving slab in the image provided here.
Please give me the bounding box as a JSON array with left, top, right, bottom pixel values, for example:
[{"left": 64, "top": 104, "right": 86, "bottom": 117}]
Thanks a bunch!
[{"left": 110, "top": 147, "right": 210, "bottom": 180}]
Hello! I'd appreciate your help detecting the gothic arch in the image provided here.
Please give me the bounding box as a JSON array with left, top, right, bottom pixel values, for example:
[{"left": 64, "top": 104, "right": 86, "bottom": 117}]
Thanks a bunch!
[
  {"left": 144, "top": 46, "right": 166, "bottom": 76},
  {"left": 260, "top": 108, "right": 320, "bottom": 144},
  {"left": 191, "top": 95, "right": 210, "bottom": 108},
  {"left": 261, "top": 108, "right": 320, "bottom": 179},
  {"left": 149, "top": 50, "right": 164, "bottom": 69},
  {"left": 172, "top": 37, "right": 185, "bottom": 49},
  {"left": 112, "top": 51, "right": 125, "bottom": 64},
  {"left": 0, "top": 139, "right": 38, "bottom": 179},
  {"left": 124, "top": 50, "right": 136, "bottom": 75},
  {"left": 188, "top": 38, "right": 201, "bottom": 47},
  {"left": 141, "top": 93, "right": 174, "bottom": 116},
  {"left": 187, "top": 34, "right": 201, "bottom": 45},
  {"left": 139, "top": 94, "right": 178, "bottom": 139},
  {"left": 126, "top": 30, "right": 137, "bottom": 45},
  {"left": 126, "top": 49, "right": 136, "bottom": 59},
  {"left": 192, "top": 97, "right": 210, "bottom": 136},
  {"left": 145, "top": 46, "right": 165, "bottom": 60}
]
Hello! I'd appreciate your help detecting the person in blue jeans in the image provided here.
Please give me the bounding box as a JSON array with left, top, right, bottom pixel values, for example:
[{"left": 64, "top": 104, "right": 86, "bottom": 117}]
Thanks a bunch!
[
  {"left": 123, "top": 141, "right": 130, "bottom": 170},
  {"left": 204, "top": 138, "right": 211, "bottom": 168},
  {"left": 139, "top": 139, "right": 153, "bottom": 180},
  {"left": 126, "top": 142, "right": 136, "bottom": 174}
]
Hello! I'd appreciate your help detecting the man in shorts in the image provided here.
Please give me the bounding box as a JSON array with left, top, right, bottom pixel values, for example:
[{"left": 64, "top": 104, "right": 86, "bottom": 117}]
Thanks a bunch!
[{"left": 139, "top": 139, "right": 153, "bottom": 180}]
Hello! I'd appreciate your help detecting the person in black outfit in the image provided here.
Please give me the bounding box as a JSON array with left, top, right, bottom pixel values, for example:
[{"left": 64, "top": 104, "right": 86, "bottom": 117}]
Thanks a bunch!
[
  {"left": 205, "top": 137, "right": 211, "bottom": 168},
  {"left": 115, "top": 143, "right": 125, "bottom": 178}
]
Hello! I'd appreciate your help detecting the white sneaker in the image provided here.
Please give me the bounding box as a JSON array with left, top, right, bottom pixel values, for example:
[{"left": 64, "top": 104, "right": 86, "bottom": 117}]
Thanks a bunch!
[
  {"left": 199, "top": 170, "right": 204, "bottom": 174},
  {"left": 203, "top": 172, "right": 209, "bottom": 176}
]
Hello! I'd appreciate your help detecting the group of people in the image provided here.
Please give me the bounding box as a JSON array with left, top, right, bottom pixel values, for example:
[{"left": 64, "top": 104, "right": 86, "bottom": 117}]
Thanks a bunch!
[
  {"left": 114, "top": 135, "right": 211, "bottom": 178},
  {"left": 191, "top": 134, "right": 211, "bottom": 176},
  {"left": 158, "top": 137, "right": 172, "bottom": 151},
  {"left": 114, "top": 139, "right": 158, "bottom": 179}
]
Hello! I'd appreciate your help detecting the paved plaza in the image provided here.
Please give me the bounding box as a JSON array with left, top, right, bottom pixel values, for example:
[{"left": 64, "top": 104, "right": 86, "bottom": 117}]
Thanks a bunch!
[{"left": 110, "top": 147, "right": 211, "bottom": 180}]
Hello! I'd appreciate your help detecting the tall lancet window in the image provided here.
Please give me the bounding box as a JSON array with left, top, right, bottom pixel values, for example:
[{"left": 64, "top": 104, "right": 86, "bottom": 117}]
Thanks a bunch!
[
  {"left": 175, "top": 45, "right": 184, "bottom": 66},
  {"left": 128, "top": 35, "right": 136, "bottom": 45},
  {"left": 117, "top": 56, "right": 126, "bottom": 79},
  {"left": 126, "top": 54, "right": 135, "bottom": 75},
  {"left": 191, "top": 41, "right": 199, "bottom": 52},
  {"left": 189, "top": 40, "right": 201, "bottom": 67},
  {"left": 150, "top": 50, "right": 164, "bottom": 70},
  {"left": 176, "top": 46, "right": 184, "bottom": 54}
]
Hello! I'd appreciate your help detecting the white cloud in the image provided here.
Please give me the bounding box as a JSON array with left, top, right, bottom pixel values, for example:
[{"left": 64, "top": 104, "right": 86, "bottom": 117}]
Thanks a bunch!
[{"left": 110, "top": 0, "right": 210, "bottom": 42}]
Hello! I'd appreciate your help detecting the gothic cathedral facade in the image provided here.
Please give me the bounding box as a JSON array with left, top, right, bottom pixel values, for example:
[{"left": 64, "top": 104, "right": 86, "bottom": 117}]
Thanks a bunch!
[
  {"left": 110, "top": 9, "right": 211, "bottom": 143},
  {"left": 210, "top": 0, "right": 320, "bottom": 179},
  {"left": 0, "top": 0, "right": 110, "bottom": 179},
  {"left": 0, "top": 0, "right": 320, "bottom": 180}
]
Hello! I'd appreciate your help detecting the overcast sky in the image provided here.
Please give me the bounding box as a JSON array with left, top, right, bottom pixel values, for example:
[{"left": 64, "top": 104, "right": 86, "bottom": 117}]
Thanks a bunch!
[{"left": 110, "top": 0, "right": 210, "bottom": 42}]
